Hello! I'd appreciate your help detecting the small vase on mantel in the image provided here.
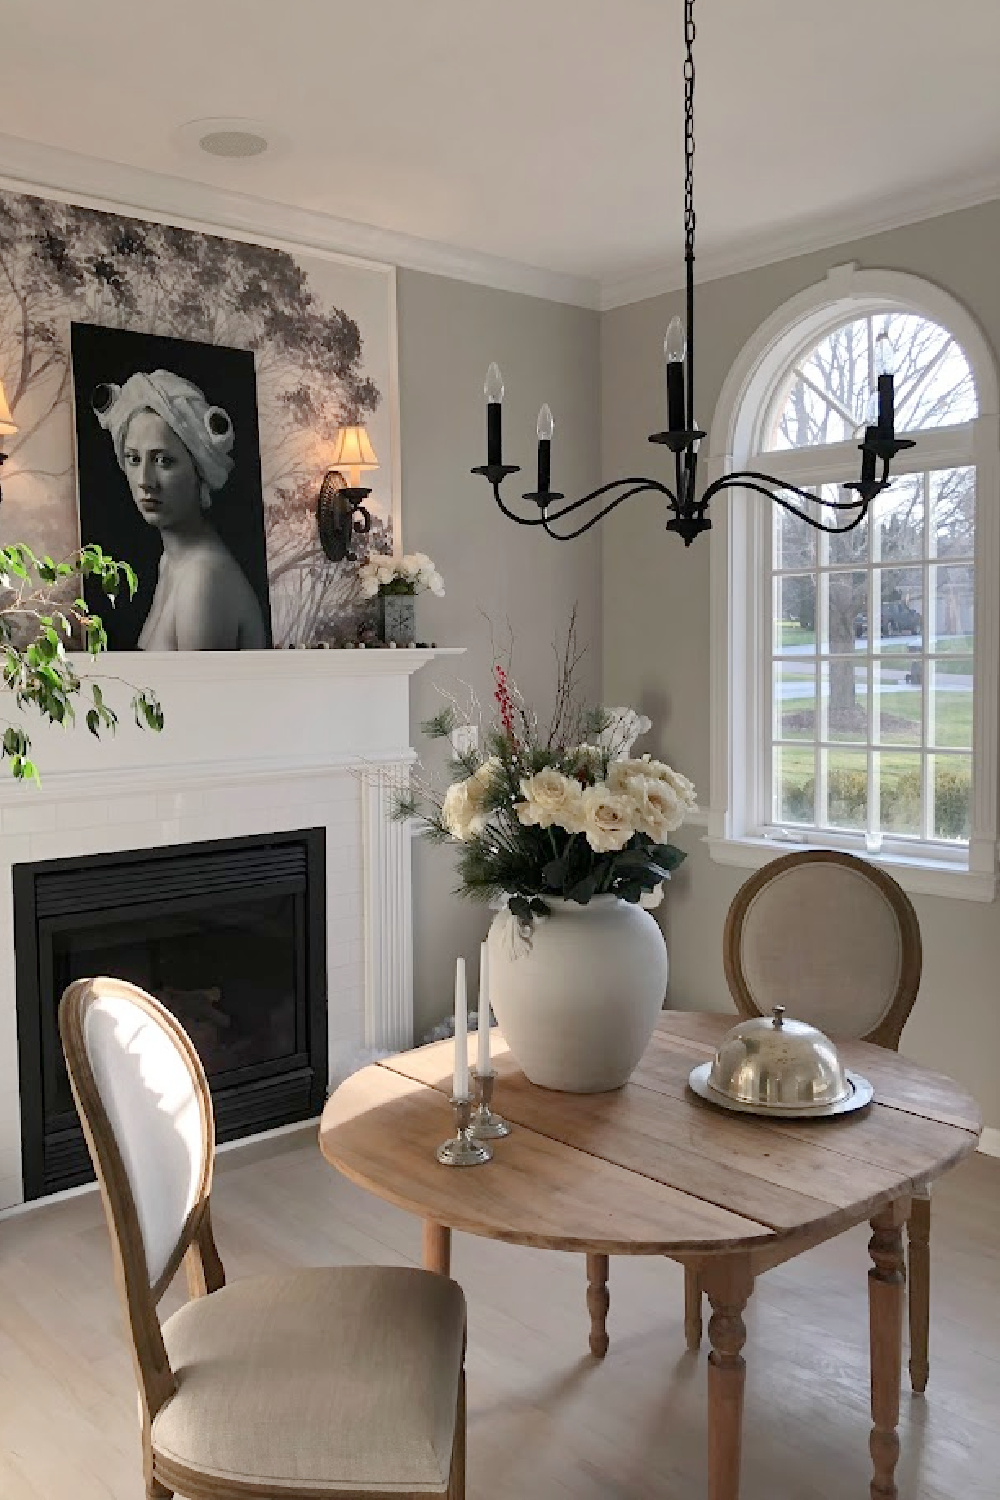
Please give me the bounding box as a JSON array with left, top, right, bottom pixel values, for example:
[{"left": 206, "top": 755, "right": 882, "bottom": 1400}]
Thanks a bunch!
[
  {"left": 378, "top": 592, "right": 416, "bottom": 646},
  {"left": 486, "top": 896, "right": 669, "bottom": 1093}
]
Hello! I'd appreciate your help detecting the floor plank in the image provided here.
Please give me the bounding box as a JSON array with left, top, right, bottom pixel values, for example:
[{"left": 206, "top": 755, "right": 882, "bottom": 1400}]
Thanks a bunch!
[{"left": 0, "top": 1127, "right": 997, "bottom": 1500}]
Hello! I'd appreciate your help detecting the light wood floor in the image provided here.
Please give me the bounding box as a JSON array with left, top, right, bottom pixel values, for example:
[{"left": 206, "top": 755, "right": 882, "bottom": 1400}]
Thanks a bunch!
[{"left": 1, "top": 1129, "right": 997, "bottom": 1500}]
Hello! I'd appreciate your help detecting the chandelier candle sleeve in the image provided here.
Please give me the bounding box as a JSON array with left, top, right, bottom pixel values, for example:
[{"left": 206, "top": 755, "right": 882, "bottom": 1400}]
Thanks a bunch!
[
  {"left": 477, "top": 942, "right": 491, "bottom": 1076},
  {"left": 485, "top": 363, "right": 504, "bottom": 467},
  {"left": 454, "top": 957, "right": 470, "bottom": 1099},
  {"left": 536, "top": 404, "right": 554, "bottom": 495},
  {"left": 875, "top": 333, "right": 895, "bottom": 438},
  {"left": 664, "top": 316, "right": 687, "bottom": 433}
]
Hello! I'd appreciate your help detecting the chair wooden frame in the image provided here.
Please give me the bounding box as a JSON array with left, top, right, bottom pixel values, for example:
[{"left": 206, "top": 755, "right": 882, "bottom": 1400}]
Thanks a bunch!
[
  {"left": 682, "top": 850, "right": 929, "bottom": 1391},
  {"left": 721, "top": 849, "right": 923, "bottom": 1050},
  {"left": 60, "top": 976, "right": 466, "bottom": 1500}
]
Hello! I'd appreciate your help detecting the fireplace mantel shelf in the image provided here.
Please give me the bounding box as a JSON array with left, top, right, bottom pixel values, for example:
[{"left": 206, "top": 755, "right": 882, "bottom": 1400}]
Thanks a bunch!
[
  {"left": 72, "top": 645, "right": 465, "bottom": 682},
  {"left": 0, "top": 645, "right": 465, "bottom": 810}
]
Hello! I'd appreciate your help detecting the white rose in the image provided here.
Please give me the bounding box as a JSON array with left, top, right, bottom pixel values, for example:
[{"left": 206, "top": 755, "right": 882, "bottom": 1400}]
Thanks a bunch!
[
  {"left": 515, "top": 768, "right": 585, "bottom": 834},
  {"left": 626, "top": 774, "right": 685, "bottom": 839},
  {"left": 580, "top": 784, "right": 635, "bottom": 853},
  {"left": 428, "top": 570, "right": 445, "bottom": 597},
  {"left": 441, "top": 768, "right": 491, "bottom": 841},
  {"left": 609, "top": 755, "right": 697, "bottom": 811}
]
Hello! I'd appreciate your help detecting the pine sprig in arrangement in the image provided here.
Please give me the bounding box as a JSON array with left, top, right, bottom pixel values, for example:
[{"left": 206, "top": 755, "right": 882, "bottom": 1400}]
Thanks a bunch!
[
  {"left": 0, "top": 542, "right": 164, "bottom": 781},
  {"left": 396, "top": 627, "right": 696, "bottom": 924}
]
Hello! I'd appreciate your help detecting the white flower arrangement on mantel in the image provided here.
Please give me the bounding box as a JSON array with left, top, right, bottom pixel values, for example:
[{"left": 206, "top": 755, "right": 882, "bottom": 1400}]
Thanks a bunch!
[{"left": 359, "top": 552, "right": 445, "bottom": 599}]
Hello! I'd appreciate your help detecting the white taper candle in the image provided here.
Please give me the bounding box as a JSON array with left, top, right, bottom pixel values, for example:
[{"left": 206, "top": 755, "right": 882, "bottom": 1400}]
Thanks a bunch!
[
  {"left": 454, "top": 956, "right": 469, "bottom": 1099},
  {"left": 477, "top": 941, "right": 491, "bottom": 1075}
]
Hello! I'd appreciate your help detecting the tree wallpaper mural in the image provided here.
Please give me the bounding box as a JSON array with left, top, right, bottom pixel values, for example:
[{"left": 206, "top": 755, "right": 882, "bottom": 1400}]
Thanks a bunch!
[{"left": 0, "top": 186, "right": 398, "bottom": 646}]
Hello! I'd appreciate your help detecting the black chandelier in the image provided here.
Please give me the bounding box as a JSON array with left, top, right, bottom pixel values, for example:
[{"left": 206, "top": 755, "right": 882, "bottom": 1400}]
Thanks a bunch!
[{"left": 473, "top": 0, "right": 914, "bottom": 544}]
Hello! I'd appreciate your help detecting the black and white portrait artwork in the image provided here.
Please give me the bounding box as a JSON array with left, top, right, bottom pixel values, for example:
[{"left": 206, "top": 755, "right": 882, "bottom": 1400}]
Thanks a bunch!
[
  {"left": 71, "top": 324, "right": 272, "bottom": 651},
  {"left": 0, "top": 186, "right": 399, "bottom": 647}
]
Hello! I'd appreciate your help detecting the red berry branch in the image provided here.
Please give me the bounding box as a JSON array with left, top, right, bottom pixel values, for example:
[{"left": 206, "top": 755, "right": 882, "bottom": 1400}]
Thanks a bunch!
[{"left": 494, "top": 663, "right": 517, "bottom": 743}]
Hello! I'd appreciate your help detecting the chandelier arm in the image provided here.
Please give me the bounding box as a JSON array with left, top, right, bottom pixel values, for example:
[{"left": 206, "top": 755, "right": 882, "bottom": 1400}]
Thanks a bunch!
[
  {"left": 488, "top": 475, "right": 677, "bottom": 529},
  {"left": 539, "top": 480, "right": 681, "bottom": 541},
  {"left": 716, "top": 469, "right": 890, "bottom": 512},
  {"left": 708, "top": 476, "right": 871, "bottom": 535}
]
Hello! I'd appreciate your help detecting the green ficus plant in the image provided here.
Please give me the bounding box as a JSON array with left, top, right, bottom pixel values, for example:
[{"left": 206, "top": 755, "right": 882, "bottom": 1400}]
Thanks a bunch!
[{"left": 0, "top": 541, "right": 164, "bottom": 781}]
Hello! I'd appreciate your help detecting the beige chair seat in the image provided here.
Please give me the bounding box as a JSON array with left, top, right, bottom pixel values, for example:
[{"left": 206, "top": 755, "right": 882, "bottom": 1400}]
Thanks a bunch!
[{"left": 153, "top": 1265, "right": 465, "bottom": 1495}]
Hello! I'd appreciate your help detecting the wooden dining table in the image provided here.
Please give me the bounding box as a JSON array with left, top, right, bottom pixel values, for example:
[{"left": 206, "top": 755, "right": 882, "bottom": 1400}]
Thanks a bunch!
[{"left": 319, "top": 1011, "right": 982, "bottom": 1500}]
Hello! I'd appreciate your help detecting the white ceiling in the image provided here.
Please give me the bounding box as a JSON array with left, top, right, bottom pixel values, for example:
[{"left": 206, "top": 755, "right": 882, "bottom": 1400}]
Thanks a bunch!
[{"left": 2, "top": 0, "right": 999, "bottom": 306}]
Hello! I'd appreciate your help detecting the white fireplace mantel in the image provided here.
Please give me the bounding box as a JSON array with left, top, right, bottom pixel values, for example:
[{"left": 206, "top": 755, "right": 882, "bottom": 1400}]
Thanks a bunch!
[{"left": 0, "top": 646, "right": 463, "bottom": 1210}]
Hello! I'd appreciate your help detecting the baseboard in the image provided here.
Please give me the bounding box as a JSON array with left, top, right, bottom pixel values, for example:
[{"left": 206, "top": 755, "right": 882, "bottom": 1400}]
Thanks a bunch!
[{"left": 978, "top": 1127, "right": 1000, "bottom": 1158}]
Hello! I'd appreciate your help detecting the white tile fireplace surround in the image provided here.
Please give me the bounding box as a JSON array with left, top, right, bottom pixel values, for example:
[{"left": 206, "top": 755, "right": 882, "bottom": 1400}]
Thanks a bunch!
[{"left": 0, "top": 647, "right": 458, "bottom": 1211}]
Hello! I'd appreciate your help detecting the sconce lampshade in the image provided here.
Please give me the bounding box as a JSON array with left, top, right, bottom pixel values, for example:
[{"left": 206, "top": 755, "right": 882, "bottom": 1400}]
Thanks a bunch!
[
  {"left": 330, "top": 424, "right": 378, "bottom": 479},
  {"left": 0, "top": 380, "right": 17, "bottom": 439}
]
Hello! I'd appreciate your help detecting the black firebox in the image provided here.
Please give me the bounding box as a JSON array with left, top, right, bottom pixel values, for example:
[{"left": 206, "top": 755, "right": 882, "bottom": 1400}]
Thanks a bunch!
[{"left": 14, "top": 828, "right": 327, "bottom": 1200}]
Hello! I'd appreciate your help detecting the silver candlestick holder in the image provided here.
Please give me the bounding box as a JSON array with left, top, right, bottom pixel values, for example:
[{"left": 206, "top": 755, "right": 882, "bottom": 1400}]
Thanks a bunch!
[
  {"left": 436, "top": 1095, "right": 493, "bottom": 1167},
  {"left": 470, "top": 1069, "right": 511, "bottom": 1140}
]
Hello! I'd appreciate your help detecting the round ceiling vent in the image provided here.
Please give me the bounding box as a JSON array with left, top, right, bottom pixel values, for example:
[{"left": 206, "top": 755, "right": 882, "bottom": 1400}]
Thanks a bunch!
[
  {"left": 172, "top": 117, "right": 287, "bottom": 163},
  {"left": 199, "top": 128, "right": 268, "bottom": 159}
]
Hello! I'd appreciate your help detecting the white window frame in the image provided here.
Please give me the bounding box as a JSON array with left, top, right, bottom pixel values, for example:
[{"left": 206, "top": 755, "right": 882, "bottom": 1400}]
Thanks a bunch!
[{"left": 708, "top": 264, "right": 1000, "bottom": 901}]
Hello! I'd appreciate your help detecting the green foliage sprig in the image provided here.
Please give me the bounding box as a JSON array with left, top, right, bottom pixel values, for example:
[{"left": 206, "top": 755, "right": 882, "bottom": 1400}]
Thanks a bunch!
[{"left": 0, "top": 542, "right": 164, "bottom": 781}]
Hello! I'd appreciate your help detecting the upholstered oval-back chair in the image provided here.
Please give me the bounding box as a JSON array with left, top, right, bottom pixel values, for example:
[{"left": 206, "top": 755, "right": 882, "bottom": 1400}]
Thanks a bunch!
[
  {"left": 60, "top": 976, "right": 468, "bottom": 1500},
  {"left": 683, "top": 850, "right": 928, "bottom": 1389}
]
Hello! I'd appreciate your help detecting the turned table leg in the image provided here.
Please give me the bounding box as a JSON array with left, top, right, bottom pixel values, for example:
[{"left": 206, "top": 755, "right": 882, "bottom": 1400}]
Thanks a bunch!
[
  {"left": 423, "top": 1220, "right": 452, "bottom": 1276},
  {"left": 869, "top": 1200, "right": 909, "bottom": 1500},
  {"left": 702, "top": 1258, "right": 754, "bottom": 1500},
  {"left": 586, "top": 1252, "right": 610, "bottom": 1357},
  {"left": 907, "top": 1191, "right": 931, "bottom": 1394}
]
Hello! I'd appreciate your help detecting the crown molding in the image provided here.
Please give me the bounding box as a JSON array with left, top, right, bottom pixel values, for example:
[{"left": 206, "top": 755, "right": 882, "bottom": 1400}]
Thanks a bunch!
[
  {"left": 599, "top": 169, "right": 1000, "bottom": 311},
  {"left": 3, "top": 129, "right": 999, "bottom": 319},
  {"left": 0, "top": 131, "right": 601, "bottom": 311}
]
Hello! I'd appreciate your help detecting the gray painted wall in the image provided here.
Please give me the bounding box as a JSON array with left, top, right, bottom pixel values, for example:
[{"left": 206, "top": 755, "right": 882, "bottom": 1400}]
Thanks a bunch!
[
  {"left": 397, "top": 270, "right": 602, "bottom": 1041},
  {"left": 600, "top": 200, "right": 1000, "bottom": 1131}
]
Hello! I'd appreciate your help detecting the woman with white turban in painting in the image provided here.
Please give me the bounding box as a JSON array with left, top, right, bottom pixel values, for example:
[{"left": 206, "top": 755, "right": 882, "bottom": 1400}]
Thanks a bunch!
[{"left": 93, "top": 370, "right": 267, "bottom": 650}]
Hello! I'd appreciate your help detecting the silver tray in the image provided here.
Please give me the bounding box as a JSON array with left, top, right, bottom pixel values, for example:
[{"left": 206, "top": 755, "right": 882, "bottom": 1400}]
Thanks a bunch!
[{"left": 687, "top": 1061, "right": 874, "bottom": 1119}]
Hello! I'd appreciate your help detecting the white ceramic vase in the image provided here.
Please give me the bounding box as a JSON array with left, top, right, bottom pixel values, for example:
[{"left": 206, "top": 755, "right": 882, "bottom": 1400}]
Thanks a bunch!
[{"left": 487, "top": 896, "right": 669, "bottom": 1093}]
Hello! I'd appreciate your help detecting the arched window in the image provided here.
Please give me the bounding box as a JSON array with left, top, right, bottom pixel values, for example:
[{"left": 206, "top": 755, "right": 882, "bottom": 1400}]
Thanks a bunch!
[{"left": 710, "top": 268, "right": 999, "bottom": 898}]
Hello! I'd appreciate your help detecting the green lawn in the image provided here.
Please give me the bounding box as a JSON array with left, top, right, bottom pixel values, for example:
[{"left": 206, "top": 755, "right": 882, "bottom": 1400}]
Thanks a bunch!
[{"left": 777, "top": 686, "right": 971, "bottom": 753}]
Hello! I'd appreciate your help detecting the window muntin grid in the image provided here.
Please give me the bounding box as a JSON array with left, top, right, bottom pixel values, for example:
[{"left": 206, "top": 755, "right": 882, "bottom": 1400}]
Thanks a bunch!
[
  {"left": 763, "top": 313, "right": 977, "bottom": 452},
  {"left": 769, "top": 467, "right": 975, "bottom": 847}
]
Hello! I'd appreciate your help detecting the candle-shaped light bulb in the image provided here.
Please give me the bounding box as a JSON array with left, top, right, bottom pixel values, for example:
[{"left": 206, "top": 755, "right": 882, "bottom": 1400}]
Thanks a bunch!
[
  {"left": 865, "top": 391, "right": 879, "bottom": 427},
  {"left": 536, "top": 403, "right": 553, "bottom": 494},
  {"left": 664, "top": 315, "right": 687, "bottom": 364},
  {"left": 477, "top": 942, "right": 491, "bottom": 1075},
  {"left": 453, "top": 957, "right": 469, "bottom": 1099},
  {"left": 485, "top": 363, "right": 504, "bottom": 467},
  {"left": 664, "top": 316, "right": 687, "bottom": 432},
  {"left": 484, "top": 362, "right": 505, "bottom": 404},
  {"left": 874, "top": 332, "right": 895, "bottom": 378}
]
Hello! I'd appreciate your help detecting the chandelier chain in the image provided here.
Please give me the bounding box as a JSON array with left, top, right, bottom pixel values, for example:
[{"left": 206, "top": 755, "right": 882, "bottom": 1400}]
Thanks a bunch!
[{"left": 683, "top": 0, "right": 696, "bottom": 255}]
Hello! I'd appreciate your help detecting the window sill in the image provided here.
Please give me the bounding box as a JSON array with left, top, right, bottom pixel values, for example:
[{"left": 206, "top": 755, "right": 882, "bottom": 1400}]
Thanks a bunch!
[{"left": 705, "top": 833, "right": 996, "bottom": 902}]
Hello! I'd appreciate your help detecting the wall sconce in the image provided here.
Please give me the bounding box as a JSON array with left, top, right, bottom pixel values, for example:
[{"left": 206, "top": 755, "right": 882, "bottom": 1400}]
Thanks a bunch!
[
  {"left": 317, "top": 424, "right": 379, "bottom": 562},
  {"left": 0, "top": 379, "right": 17, "bottom": 503}
]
